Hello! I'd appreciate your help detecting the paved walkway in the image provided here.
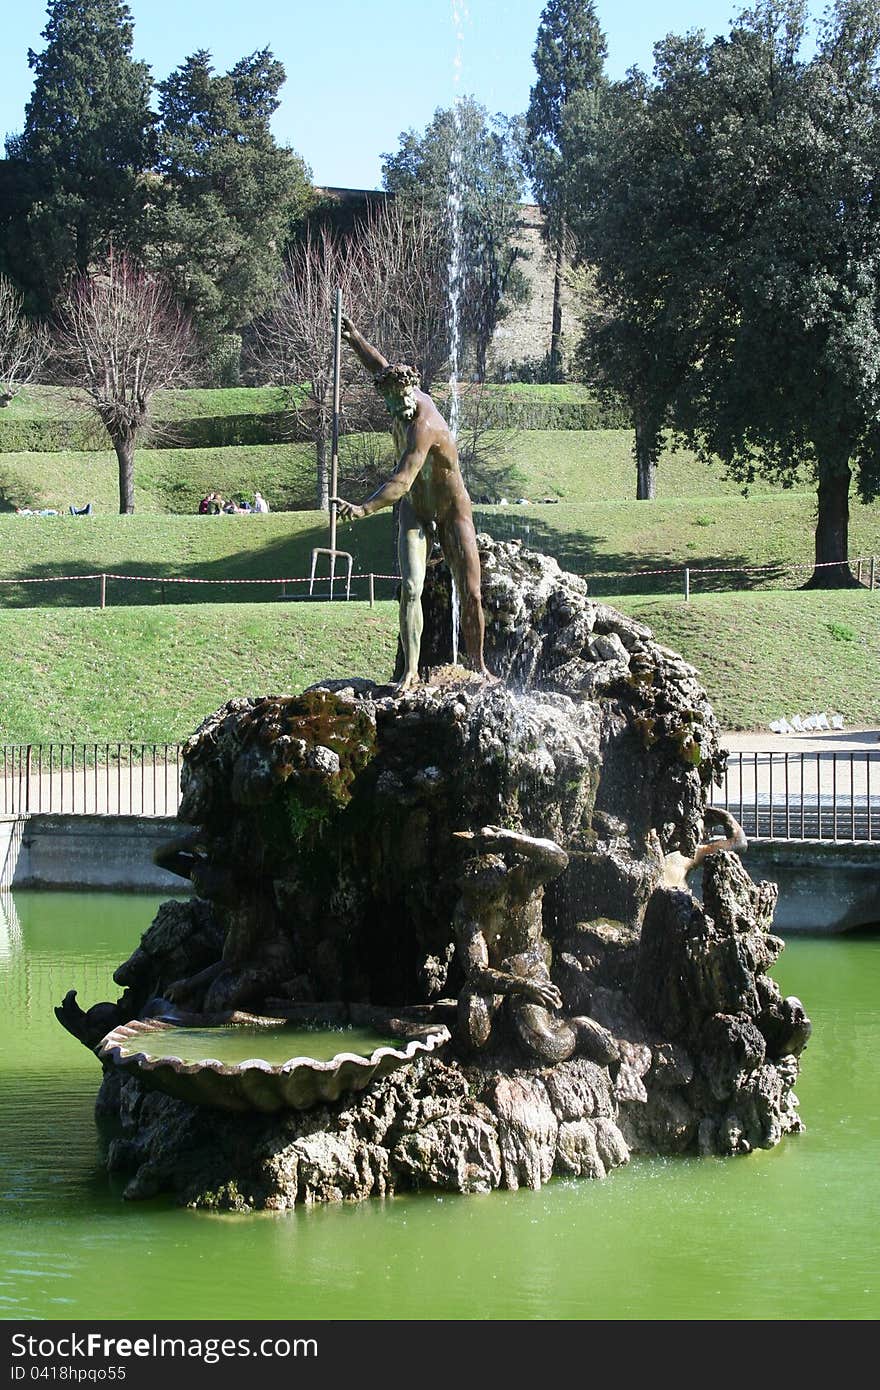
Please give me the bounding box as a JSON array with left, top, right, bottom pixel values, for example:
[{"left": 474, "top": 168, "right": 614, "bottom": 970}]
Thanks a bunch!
[
  {"left": 1, "top": 762, "right": 180, "bottom": 817},
  {"left": 722, "top": 727, "right": 880, "bottom": 754}
]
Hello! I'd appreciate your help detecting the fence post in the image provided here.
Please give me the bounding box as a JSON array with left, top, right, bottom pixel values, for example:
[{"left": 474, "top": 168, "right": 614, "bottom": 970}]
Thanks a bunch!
[
  {"left": 99, "top": 573, "right": 107, "bottom": 609},
  {"left": 857, "top": 558, "right": 863, "bottom": 585},
  {"left": 368, "top": 573, "right": 375, "bottom": 609},
  {"left": 684, "top": 567, "right": 690, "bottom": 602},
  {"left": 25, "top": 744, "right": 32, "bottom": 813},
  {"left": 871, "top": 556, "right": 877, "bottom": 592}
]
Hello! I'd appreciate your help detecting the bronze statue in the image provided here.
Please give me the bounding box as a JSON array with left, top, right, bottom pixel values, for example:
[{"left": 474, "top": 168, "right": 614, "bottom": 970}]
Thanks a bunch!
[
  {"left": 331, "top": 317, "right": 491, "bottom": 690},
  {"left": 452, "top": 826, "right": 577, "bottom": 1064}
]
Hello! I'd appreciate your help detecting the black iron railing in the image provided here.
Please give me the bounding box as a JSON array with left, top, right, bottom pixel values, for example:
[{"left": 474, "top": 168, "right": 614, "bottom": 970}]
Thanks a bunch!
[
  {"left": 3, "top": 743, "right": 879, "bottom": 841},
  {"left": 717, "top": 749, "right": 880, "bottom": 842},
  {"left": 1, "top": 743, "right": 182, "bottom": 817}
]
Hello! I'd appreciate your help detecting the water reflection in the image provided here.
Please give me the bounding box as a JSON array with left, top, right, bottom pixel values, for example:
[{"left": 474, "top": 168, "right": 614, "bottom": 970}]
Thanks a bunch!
[{"left": 0, "top": 891, "right": 22, "bottom": 964}]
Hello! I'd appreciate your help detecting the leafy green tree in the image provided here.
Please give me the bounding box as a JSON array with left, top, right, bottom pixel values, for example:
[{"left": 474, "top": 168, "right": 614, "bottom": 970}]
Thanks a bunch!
[
  {"left": 572, "top": 0, "right": 880, "bottom": 573},
  {"left": 569, "top": 56, "right": 707, "bottom": 498},
  {"left": 4, "top": 0, "right": 154, "bottom": 313},
  {"left": 382, "top": 98, "right": 528, "bottom": 380},
  {"left": 152, "top": 49, "right": 313, "bottom": 375},
  {"left": 524, "top": 0, "right": 608, "bottom": 375},
  {"left": 677, "top": 0, "right": 880, "bottom": 584}
]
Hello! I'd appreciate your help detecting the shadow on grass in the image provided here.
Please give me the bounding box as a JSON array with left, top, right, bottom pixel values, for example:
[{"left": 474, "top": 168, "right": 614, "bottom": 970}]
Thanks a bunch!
[
  {"left": 0, "top": 515, "right": 399, "bottom": 610},
  {"left": 0, "top": 506, "right": 796, "bottom": 611}
]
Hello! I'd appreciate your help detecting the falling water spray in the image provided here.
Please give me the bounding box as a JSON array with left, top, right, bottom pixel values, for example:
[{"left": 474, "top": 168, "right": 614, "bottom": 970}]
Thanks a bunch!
[{"left": 447, "top": 1, "right": 469, "bottom": 662}]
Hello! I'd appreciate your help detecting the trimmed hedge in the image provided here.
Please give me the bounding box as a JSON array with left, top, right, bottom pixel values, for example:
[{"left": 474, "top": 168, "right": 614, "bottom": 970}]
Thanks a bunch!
[
  {"left": 0, "top": 414, "right": 106, "bottom": 452},
  {"left": 456, "top": 398, "right": 632, "bottom": 430},
  {"left": 0, "top": 410, "right": 302, "bottom": 454},
  {"left": 151, "top": 411, "right": 297, "bottom": 449},
  {"left": 0, "top": 398, "right": 631, "bottom": 454}
]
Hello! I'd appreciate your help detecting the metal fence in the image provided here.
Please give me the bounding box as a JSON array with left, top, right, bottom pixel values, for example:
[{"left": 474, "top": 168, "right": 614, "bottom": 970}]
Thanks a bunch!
[
  {"left": 3, "top": 743, "right": 879, "bottom": 842},
  {"left": 718, "top": 749, "right": 880, "bottom": 842},
  {"left": 0, "top": 743, "right": 182, "bottom": 817}
]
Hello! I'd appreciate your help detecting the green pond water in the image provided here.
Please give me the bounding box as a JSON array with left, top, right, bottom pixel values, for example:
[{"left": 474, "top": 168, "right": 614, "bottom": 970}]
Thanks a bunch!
[
  {"left": 1, "top": 889, "right": 878, "bottom": 1322},
  {"left": 117, "top": 1025, "right": 402, "bottom": 1067}
]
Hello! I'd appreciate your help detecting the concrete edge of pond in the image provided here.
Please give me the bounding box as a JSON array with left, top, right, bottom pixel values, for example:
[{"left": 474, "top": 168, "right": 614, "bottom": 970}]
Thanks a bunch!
[
  {"left": 2, "top": 812, "right": 878, "bottom": 931},
  {"left": 1, "top": 813, "right": 185, "bottom": 893}
]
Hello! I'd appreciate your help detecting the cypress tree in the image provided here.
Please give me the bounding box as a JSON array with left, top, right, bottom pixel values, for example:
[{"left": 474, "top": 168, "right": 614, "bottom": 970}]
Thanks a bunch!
[
  {"left": 5, "top": 0, "right": 153, "bottom": 311},
  {"left": 525, "top": 1, "right": 607, "bottom": 376}
]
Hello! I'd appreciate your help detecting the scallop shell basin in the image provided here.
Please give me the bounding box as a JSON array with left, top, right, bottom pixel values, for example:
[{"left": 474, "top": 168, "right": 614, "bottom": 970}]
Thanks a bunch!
[{"left": 98, "top": 1013, "right": 451, "bottom": 1113}]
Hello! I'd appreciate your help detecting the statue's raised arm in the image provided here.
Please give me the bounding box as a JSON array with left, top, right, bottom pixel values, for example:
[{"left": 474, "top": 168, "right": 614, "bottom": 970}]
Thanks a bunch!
[{"left": 340, "top": 316, "right": 388, "bottom": 377}]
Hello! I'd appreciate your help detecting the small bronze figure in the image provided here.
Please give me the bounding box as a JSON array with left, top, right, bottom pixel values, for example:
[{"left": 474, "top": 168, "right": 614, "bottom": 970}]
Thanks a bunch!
[
  {"left": 453, "top": 826, "right": 576, "bottom": 1064},
  {"left": 656, "top": 806, "right": 748, "bottom": 888}
]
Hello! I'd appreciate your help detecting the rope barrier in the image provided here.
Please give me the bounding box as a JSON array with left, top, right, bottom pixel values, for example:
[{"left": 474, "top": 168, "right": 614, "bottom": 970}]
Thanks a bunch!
[
  {"left": 0, "top": 558, "right": 871, "bottom": 589},
  {"left": 0, "top": 571, "right": 402, "bottom": 586},
  {"left": 583, "top": 556, "right": 874, "bottom": 580}
]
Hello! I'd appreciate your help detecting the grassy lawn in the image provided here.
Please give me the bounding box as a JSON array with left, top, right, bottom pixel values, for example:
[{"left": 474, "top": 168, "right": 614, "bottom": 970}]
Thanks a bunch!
[
  {"left": 0, "top": 432, "right": 398, "bottom": 514},
  {"left": 481, "top": 384, "right": 598, "bottom": 402},
  {"left": 611, "top": 590, "right": 880, "bottom": 728},
  {"left": 0, "top": 429, "right": 818, "bottom": 515},
  {"left": 0, "top": 395, "right": 877, "bottom": 739},
  {"left": 0, "top": 601, "right": 399, "bottom": 743},
  {"left": 5, "top": 383, "right": 593, "bottom": 423},
  {"left": 483, "top": 429, "right": 812, "bottom": 501},
  {"left": 2, "top": 491, "right": 878, "bottom": 605},
  {"left": 1, "top": 590, "right": 875, "bottom": 740},
  {"left": 476, "top": 492, "right": 880, "bottom": 593},
  {"left": 0, "top": 443, "right": 317, "bottom": 514}
]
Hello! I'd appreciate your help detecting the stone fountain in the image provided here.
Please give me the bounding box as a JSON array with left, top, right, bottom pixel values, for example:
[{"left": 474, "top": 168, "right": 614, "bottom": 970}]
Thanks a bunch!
[{"left": 56, "top": 537, "right": 810, "bottom": 1209}]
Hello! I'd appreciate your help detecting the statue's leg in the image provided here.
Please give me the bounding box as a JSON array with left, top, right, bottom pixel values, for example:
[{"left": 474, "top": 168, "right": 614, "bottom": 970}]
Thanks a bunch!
[
  {"left": 396, "top": 497, "right": 428, "bottom": 690},
  {"left": 458, "top": 985, "right": 501, "bottom": 1050},
  {"left": 438, "top": 515, "right": 489, "bottom": 676}
]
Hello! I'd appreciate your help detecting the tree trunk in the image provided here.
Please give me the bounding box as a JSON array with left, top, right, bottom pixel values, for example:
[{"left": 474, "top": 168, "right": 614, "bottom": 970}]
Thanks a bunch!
[
  {"left": 113, "top": 432, "right": 136, "bottom": 515},
  {"left": 549, "top": 227, "right": 565, "bottom": 379},
  {"left": 634, "top": 412, "right": 657, "bottom": 501},
  {"left": 803, "top": 455, "right": 858, "bottom": 588},
  {"left": 315, "top": 430, "right": 329, "bottom": 512}
]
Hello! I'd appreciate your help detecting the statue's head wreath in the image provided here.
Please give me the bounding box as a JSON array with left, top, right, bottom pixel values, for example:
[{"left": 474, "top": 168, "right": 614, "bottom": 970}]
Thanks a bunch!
[{"left": 373, "top": 362, "right": 420, "bottom": 395}]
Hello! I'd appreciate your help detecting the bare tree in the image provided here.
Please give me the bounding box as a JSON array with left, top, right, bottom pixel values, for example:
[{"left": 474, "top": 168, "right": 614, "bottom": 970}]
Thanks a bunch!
[
  {"left": 354, "top": 198, "right": 450, "bottom": 389},
  {"left": 55, "top": 253, "right": 194, "bottom": 513},
  {"left": 0, "top": 275, "right": 48, "bottom": 408},
  {"left": 251, "top": 227, "right": 367, "bottom": 510}
]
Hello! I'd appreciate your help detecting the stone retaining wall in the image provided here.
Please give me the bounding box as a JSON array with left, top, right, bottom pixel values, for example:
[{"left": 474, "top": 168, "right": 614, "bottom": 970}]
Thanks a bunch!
[{"left": 0, "top": 814, "right": 184, "bottom": 892}]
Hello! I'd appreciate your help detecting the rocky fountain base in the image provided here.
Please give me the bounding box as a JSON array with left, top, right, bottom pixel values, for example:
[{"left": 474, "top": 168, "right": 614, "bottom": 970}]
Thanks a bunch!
[{"left": 58, "top": 538, "right": 810, "bottom": 1209}]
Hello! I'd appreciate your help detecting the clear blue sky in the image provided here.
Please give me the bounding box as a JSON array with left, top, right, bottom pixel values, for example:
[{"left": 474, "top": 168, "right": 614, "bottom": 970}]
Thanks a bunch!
[{"left": 3, "top": 1, "right": 826, "bottom": 190}]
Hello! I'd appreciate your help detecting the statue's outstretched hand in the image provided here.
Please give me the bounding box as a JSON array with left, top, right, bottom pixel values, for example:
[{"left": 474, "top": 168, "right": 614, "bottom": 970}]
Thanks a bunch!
[{"left": 331, "top": 496, "right": 365, "bottom": 523}]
